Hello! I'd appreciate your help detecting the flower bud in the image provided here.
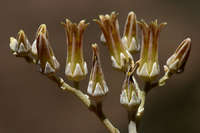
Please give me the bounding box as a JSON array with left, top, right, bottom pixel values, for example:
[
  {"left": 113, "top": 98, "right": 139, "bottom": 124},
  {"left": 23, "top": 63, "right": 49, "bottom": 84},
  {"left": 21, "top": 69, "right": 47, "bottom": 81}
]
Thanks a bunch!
[
  {"left": 137, "top": 20, "right": 167, "bottom": 81},
  {"left": 31, "top": 24, "right": 45, "bottom": 59},
  {"left": 36, "top": 24, "right": 60, "bottom": 74},
  {"left": 166, "top": 38, "right": 191, "bottom": 73},
  {"left": 87, "top": 43, "right": 108, "bottom": 102},
  {"left": 9, "top": 30, "right": 31, "bottom": 56},
  {"left": 94, "top": 12, "right": 133, "bottom": 71},
  {"left": 63, "top": 19, "right": 88, "bottom": 81},
  {"left": 120, "top": 66, "right": 141, "bottom": 111},
  {"left": 32, "top": 24, "right": 50, "bottom": 59},
  {"left": 122, "top": 11, "right": 140, "bottom": 53}
]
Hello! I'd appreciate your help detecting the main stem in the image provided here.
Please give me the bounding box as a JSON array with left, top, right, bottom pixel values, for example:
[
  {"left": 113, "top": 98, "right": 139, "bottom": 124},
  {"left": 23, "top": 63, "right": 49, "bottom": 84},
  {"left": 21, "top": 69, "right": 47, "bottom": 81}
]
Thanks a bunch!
[{"left": 94, "top": 103, "right": 120, "bottom": 133}]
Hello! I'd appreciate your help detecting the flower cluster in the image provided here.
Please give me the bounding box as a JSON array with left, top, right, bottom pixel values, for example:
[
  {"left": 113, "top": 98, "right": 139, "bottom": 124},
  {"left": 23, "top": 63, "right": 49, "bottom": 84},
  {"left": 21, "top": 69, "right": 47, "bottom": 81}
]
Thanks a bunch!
[
  {"left": 95, "top": 12, "right": 133, "bottom": 71},
  {"left": 9, "top": 30, "right": 31, "bottom": 57},
  {"left": 9, "top": 11, "right": 192, "bottom": 133},
  {"left": 10, "top": 24, "right": 60, "bottom": 74}
]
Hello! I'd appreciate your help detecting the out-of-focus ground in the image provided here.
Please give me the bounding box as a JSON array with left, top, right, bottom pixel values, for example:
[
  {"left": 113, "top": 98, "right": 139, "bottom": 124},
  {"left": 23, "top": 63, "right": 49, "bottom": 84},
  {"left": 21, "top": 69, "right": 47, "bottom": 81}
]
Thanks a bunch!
[{"left": 0, "top": 0, "right": 199, "bottom": 133}]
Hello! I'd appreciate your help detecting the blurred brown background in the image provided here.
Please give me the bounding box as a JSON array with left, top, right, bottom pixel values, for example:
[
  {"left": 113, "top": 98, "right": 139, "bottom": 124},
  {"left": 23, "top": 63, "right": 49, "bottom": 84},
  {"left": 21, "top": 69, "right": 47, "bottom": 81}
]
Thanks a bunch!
[{"left": 0, "top": 0, "right": 199, "bottom": 133}]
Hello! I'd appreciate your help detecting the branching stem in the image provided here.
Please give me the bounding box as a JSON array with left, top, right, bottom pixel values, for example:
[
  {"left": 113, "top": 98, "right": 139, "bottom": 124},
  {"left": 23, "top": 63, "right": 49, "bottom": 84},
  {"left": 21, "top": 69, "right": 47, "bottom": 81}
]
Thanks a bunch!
[{"left": 47, "top": 74, "right": 120, "bottom": 133}]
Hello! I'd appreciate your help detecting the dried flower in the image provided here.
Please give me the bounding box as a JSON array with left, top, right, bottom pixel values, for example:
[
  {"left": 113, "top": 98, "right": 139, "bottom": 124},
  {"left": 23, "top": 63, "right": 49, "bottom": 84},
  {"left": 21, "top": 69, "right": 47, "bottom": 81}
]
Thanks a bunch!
[
  {"left": 63, "top": 19, "right": 88, "bottom": 81},
  {"left": 122, "top": 11, "right": 140, "bottom": 53},
  {"left": 166, "top": 38, "right": 191, "bottom": 73},
  {"left": 36, "top": 24, "right": 60, "bottom": 74},
  {"left": 137, "top": 20, "right": 167, "bottom": 81},
  {"left": 120, "top": 65, "right": 141, "bottom": 111},
  {"left": 9, "top": 30, "right": 31, "bottom": 56},
  {"left": 87, "top": 43, "right": 108, "bottom": 102},
  {"left": 94, "top": 12, "right": 133, "bottom": 71}
]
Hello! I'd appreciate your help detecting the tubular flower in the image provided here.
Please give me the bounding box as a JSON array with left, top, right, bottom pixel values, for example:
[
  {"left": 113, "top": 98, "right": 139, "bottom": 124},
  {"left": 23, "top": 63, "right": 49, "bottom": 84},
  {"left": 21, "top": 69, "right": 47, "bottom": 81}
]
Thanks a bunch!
[
  {"left": 9, "top": 30, "right": 31, "bottom": 56},
  {"left": 166, "top": 38, "right": 191, "bottom": 73},
  {"left": 94, "top": 12, "right": 133, "bottom": 71},
  {"left": 36, "top": 24, "right": 60, "bottom": 74},
  {"left": 87, "top": 44, "right": 108, "bottom": 102},
  {"left": 63, "top": 19, "right": 88, "bottom": 81},
  {"left": 120, "top": 65, "right": 141, "bottom": 111},
  {"left": 122, "top": 11, "right": 140, "bottom": 53},
  {"left": 31, "top": 24, "right": 49, "bottom": 59},
  {"left": 137, "top": 20, "right": 167, "bottom": 81}
]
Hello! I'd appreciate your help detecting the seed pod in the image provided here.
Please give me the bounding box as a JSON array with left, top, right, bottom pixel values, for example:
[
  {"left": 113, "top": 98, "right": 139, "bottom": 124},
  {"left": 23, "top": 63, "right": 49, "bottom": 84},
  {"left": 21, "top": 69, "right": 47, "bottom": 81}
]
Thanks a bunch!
[
  {"left": 166, "top": 38, "right": 191, "bottom": 73},
  {"left": 120, "top": 65, "right": 141, "bottom": 111},
  {"left": 87, "top": 43, "right": 108, "bottom": 103},
  {"left": 94, "top": 12, "right": 133, "bottom": 71},
  {"left": 63, "top": 19, "right": 88, "bottom": 81},
  {"left": 122, "top": 11, "right": 140, "bottom": 53},
  {"left": 9, "top": 30, "right": 31, "bottom": 56},
  {"left": 36, "top": 24, "right": 60, "bottom": 74},
  {"left": 137, "top": 20, "right": 167, "bottom": 81}
]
